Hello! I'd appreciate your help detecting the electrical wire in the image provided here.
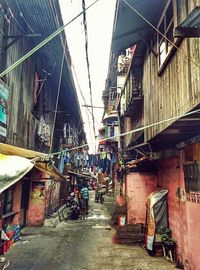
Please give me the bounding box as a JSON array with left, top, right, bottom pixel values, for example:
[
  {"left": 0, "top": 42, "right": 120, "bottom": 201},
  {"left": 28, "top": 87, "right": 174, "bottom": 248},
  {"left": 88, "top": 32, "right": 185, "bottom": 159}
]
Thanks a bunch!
[
  {"left": 6, "top": 4, "right": 26, "bottom": 33},
  {"left": 49, "top": 0, "right": 95, "bottom": 147},
  {"left": 72, "top": 62, "right": 94, "bottom": 144},
  {"left": 122, "top": 0, "right": 200, "bottom": 69},
  {"left": 50, "top": 0, "right": 101, "bottom": 152},
  {"left": 15, "top": 0, "right": 35, "bottom": 33},
  {"left": 49, "top": 41, "right": 66, "bottom": 154},
  {"left": 0, "top": 6, "right": 18, "bottom": 33},
  {"left": 72, "top": 62, "right": 100, "bottom": 125},
  {"left": 0, "top": 0, "right": 101, "bottom": 78},
  {"left": 33, "top": 62, "right": 56, "bottom": 107},
  {"left": 48, "top": 107, "right": 200, "bottom": 156},
  {"left": 82, "top": 0, "right": 96, "bottom": 139}
]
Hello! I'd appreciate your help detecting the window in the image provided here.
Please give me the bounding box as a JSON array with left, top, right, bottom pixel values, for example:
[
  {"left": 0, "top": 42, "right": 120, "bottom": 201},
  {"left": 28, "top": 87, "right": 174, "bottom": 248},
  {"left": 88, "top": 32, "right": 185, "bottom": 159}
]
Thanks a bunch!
[
  {"left": 157, "top": 1, "right": 174, "bottom": 67},
  {"left": 183, "top": 162, "right": 200, "bottom": 193}
]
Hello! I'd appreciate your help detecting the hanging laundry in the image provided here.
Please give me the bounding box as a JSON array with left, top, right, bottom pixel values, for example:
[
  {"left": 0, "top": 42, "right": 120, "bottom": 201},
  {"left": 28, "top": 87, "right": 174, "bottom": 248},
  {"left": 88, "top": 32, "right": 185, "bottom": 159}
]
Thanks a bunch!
[
  {"left": 37, "top": 115, "right": 51, "bottom": 146},
  {"left": 111, "top": 152, "right": 117, "bottom": 164},
  {"left": 58, "top": 149, "right": 70, "bottom": 173}
]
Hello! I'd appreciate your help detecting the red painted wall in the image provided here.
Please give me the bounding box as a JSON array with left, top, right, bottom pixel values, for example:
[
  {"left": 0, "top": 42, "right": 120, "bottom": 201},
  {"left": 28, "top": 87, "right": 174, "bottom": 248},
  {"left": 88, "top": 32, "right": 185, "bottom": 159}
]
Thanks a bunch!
[
  {"left": 12, "top": 181, "right": 22, "bottom": 225},
  {"left": 126, "top": 173, "right": 158, "bottom": 224},
  {"left": 158, "top": 154, "right": 200, "bottom": 270},
  {"left": 27, "top": 180, "right": 45, "bottom": 226}
]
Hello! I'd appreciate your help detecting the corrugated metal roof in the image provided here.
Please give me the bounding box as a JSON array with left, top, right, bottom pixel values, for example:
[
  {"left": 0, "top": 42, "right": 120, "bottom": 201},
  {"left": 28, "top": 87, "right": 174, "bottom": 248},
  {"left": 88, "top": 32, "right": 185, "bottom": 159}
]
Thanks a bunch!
[
  {"left": 179, "top": 6, "right": 200, "bottom": 28},
  {"left": 3, "top": 0, "right": 83, "bottom": 126},
  {"left": 112, "top": 0, "right": 164, "bottom": 53}
]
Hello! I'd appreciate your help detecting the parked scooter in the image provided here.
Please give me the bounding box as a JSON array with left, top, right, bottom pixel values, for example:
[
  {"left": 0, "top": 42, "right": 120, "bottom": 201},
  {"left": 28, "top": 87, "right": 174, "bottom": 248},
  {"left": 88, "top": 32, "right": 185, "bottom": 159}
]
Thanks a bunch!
[
  {"left": 66, "top": 192, "right": 80, "bottom": 220},
  {"left": 69, "top": 200, "right": 80, "bottom": 220},
  {"left": 66, "top": 193, "right": 75, "bottom": 207}
]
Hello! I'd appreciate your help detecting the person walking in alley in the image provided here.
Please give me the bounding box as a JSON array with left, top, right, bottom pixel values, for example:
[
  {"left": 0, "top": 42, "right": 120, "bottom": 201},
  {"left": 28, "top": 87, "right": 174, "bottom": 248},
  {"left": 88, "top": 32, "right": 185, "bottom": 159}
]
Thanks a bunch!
[{"left": 81, "top": 183, "right": 89, "bottom": 216}]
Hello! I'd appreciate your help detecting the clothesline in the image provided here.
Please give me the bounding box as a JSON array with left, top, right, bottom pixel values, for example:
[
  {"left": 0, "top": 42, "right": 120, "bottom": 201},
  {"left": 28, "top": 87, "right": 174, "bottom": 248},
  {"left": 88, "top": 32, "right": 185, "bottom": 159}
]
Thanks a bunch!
[
  {"left": 30, "top": 108, "right": 200, "bottom": 162},
  {"left": 51, "top": 108, "right": 200, "bottom": 156}
]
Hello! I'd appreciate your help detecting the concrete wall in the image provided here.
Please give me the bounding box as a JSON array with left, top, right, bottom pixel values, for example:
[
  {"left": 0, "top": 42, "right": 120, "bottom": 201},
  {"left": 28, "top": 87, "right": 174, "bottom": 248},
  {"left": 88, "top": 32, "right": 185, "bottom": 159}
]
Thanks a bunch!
[
  {"left": 126, "top": 173, "right": 158, "bottom": 224},
  {"left": 158, "top": 154, "right": 200, "bottom": 270}
]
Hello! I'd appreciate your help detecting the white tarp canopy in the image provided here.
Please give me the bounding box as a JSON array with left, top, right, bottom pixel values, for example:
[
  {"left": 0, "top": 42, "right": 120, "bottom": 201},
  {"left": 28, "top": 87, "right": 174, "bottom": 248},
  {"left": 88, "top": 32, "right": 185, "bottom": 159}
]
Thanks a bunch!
[{"left": 0, "top": 154, "right": 34, "bottom": 193}]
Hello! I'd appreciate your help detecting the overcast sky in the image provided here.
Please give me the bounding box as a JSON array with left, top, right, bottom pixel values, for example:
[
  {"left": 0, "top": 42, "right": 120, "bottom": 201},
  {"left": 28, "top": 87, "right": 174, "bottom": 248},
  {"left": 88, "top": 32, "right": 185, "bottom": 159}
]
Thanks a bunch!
[{"left": 59, "top": 0, "right": 116, "bottom": 153}]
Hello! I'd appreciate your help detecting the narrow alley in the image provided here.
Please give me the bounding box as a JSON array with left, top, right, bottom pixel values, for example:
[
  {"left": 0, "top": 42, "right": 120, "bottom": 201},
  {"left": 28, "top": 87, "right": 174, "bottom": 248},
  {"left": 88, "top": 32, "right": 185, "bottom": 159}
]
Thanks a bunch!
[
  {"left": 5, "top": 192, "right": 175, "bottom": 270},
  {"left": 0, "top": 0, "right": 199, "bottom": 269}
]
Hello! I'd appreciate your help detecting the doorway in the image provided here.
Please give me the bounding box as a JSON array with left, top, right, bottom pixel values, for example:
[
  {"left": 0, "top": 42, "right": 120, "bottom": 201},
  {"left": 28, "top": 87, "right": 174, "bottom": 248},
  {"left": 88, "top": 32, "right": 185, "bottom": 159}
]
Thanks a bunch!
[{"left": 21, "top": 180, "right": 30, "bottom": 227}]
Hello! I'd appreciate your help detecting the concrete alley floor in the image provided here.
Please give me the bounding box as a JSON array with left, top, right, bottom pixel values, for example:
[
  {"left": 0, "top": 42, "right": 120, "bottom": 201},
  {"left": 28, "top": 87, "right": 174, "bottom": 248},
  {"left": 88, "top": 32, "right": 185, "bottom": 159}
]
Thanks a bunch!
[{"left": 4, "top": 192, "right": 176, "bottom": 270}]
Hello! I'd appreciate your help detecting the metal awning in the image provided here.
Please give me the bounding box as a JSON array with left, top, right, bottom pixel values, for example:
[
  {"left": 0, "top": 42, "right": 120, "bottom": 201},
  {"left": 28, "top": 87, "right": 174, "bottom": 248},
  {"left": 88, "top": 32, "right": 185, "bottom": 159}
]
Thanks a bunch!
[
  {"left": 174, "top": 7, "right": 200, "bottom": 38},
  {"left": 112, "top": 0, "right": 164, "bottom": 53},
  {"left": 0, "top": 143, "right": 66, "bottom": 181},
  {"left": 2, "top": 0, "right": 83, "bottom": 127},
  {"left": 68, "top": 171, "right": 96, "bottom": 180},
  {"left": 126, "top": 156, "right": 147, "bottom": 168}
]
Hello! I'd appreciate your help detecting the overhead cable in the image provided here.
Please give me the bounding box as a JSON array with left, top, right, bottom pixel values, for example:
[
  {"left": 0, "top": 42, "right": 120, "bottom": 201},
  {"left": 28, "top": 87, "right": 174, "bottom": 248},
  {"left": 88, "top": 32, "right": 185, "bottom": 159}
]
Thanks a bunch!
[
  {"left": 0, "top": 0, "right": 101, "bottom": 78},
  {"left": 50, "top": 108, "right": 200, "bottom": 155},
  {"left": 82, "top": 0, "right": 96, "bottom": 138},
  {"left": 0, "top": 5, "right": 19, "bottom": 32},
  {"left": 49, "top": 0, "right": 96, "bottom": 145},
  {"left": 49, "top": 42, "right": 66, "bottom": 154},
  {"left": 7, "top": 6, "right": 26, "bottom": 33},
  {"left": 122, "top": 0, "right": 200, "bottom": 69},
  {"left": 15, "top": 0, "right": 35, "bottom": 33}
]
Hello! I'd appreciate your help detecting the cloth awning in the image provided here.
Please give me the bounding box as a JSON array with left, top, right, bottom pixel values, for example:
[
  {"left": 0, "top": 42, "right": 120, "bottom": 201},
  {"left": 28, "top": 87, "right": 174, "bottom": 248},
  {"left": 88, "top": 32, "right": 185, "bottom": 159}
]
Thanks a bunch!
[
  {"left": 0, "top": 143, "right": 66, "bottom": 181},
  {"left": 0, "top": 154, "right": 34, "bottom": 193},
  {"left": 0, "top": 143, "right": 46, "bottom": 159}
]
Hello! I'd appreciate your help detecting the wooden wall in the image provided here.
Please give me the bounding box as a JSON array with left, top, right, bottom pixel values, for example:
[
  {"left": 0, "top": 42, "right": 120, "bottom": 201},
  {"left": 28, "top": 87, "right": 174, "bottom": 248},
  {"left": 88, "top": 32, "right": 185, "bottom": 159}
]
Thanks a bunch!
[
  {"left": 4, "top": 4, "right": 38, "bottom": 149},
  {"left": 1, "top": 2, "right": 58, "bottom": 151},
  {"left": 143, "top": 0, "right": 200, "bottom": 142}
]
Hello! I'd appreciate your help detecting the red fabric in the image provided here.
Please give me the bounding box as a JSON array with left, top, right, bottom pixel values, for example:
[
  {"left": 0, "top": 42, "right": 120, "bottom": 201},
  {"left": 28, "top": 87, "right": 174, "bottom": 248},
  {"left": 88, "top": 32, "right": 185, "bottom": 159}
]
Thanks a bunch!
[{"left": 3, "top": 231, "right": 14, "bottom": 253}]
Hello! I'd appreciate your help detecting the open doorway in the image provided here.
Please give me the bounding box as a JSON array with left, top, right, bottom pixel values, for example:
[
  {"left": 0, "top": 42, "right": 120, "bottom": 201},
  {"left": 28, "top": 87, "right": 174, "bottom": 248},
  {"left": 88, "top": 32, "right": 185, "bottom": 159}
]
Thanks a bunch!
[{"left": 20, "top": 180, "right": 30, "bottom": 227}]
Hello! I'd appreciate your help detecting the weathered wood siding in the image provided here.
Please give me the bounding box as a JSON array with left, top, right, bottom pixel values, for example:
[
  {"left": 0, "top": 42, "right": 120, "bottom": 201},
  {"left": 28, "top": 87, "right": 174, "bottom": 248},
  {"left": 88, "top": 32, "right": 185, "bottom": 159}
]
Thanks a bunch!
[
  {"left": 144, "top": 0, "right": 200, "bottom": 142},
  {"left": 2, "top": 3, "right": 38, "bottom": 149},
  {"left": 0, "top": 10, "right": 4, "bottom": 72}
]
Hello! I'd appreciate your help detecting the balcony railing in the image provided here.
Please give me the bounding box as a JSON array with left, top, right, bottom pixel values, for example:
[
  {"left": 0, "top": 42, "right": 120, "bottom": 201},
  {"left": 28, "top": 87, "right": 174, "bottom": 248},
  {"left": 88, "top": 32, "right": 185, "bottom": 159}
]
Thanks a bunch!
[
  {"left": 98, "top": 123, "right": 119, "bottom": 144},
  {"left": 124, "top": 70, "right": 143, "bottom": 117}
]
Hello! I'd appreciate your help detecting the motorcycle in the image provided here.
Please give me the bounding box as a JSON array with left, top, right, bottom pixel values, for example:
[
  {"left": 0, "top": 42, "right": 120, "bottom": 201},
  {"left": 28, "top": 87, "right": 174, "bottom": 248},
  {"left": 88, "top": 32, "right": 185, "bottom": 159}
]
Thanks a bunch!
[
  {"left": 68, "top": 200, "right": 80, "bottom": 220},
  {"left": 66, "top": 193, "right": 80, "bottom": 220}
]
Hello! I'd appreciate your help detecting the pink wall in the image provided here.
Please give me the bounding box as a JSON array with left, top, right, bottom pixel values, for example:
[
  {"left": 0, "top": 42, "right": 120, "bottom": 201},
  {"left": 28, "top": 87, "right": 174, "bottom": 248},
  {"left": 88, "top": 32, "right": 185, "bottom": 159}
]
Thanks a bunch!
[
  {"left": 27, "top": 171, "right": 61, "bottom": 226},
  {"left": 12, "top": 181, "right": 22, "bottom": 225},
  {"left": 27, "top": 180, "right": 45, "bottom": 226},
  {"left": 158, "top": 155, "right": 200, "bottom": 270},
  {"left": 126, "top": 173, "right": 158, "bottom": 224}
]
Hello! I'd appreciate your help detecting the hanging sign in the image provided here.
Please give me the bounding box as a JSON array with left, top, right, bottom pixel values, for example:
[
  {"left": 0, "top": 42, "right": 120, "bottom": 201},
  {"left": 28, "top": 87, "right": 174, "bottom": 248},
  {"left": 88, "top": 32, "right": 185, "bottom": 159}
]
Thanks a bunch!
[{"left": 0, "top": 80, "right": 9, "bottom": 137}]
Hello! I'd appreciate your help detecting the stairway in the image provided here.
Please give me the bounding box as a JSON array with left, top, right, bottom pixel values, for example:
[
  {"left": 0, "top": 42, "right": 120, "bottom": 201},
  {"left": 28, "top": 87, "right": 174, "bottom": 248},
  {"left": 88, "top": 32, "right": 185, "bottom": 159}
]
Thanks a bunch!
[{"left": 114, "top": 223, "right": 144, "bottom": 245}]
